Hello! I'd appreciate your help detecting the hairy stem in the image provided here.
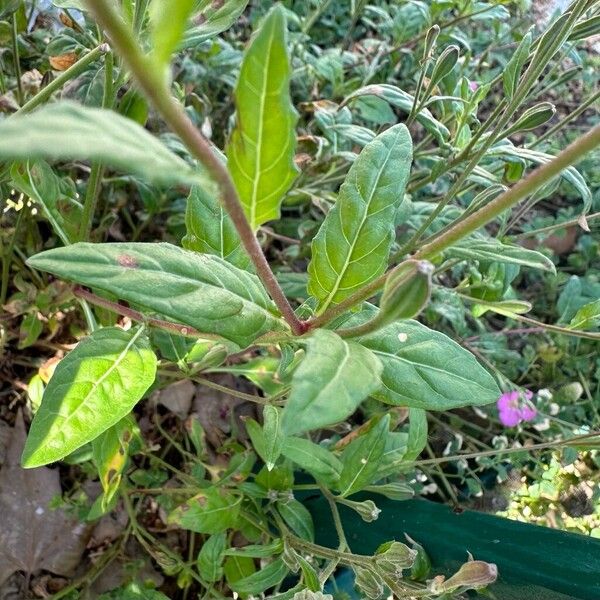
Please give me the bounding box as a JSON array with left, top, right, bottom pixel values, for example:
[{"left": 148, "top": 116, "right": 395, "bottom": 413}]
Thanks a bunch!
[{"left": 85, "top": 0, "right": 304, "bottom": 335}]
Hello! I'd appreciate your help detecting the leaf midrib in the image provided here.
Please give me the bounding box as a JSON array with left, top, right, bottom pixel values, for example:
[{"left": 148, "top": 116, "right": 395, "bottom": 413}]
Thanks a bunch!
[{"left": 318, "top": 133, "right": 399, "bottom": 313}]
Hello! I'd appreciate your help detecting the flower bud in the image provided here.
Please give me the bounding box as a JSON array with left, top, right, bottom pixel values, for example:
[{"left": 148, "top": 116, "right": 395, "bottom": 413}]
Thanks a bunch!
[
  {"left": 422, "top": 25, "right": 440, "bottom": 61},
  {"left": 430, "top": 45, "right": 460, "bottom": 87},
  {"left": 380, "top": 260, "right": 434, "bottom": 324},
  {"left": 504, "top": 102, "right": 556, "bottom": 137},
  {"left": 375, "top": 540, "right": 417, "bottom": 572},
  {"left": 342, "top": 499, "right": 381, "bottom": 522},
  {"left": 405, "top": 534, "right": 431, "bottom": 581},
  {"left": 429, "top": 560, "right": 498, "bottom": 593},
  {"left": 353, "top": 566, "right": 385, "bottom": 600}
]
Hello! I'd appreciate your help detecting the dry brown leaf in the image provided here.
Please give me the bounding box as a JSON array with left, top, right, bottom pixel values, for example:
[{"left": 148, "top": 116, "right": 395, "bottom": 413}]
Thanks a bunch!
[
  {"left": 154, "top": 380, "right": 195, "bottom": 420},
  {"left": 49, "top": 53, "right": 77, "bottom": 71},
  {"left": 0, "top": 412, "right": 92, "bottom": 585}
]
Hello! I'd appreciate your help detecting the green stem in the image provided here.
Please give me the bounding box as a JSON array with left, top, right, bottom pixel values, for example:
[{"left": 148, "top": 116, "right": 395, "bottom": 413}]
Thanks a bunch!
[
  {"left": 78, "top": 51, "right": 114, "bottom": 241},
  {"left": 17, "top": 44, "right": 109, "bottom": 115},
  {"left": 85, "top": 0, "right": 304, "bottom": 336},
  {"left": 412, "top": 431, "right": 600, "bottom": 468},
  {"left": 11, "top": 14, "right": 23, "bottom": 105},
  {"left": 1, "top": 208, "right": 24, "bottom": 305},
  {"left": 510, "top": 211, "right": 600, "bottom": 239}
]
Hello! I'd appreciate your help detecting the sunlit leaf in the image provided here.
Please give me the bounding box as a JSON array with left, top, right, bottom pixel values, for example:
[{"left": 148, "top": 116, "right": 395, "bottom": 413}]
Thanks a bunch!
[
  {"left": 22, "top": 327, "right": 156, "bottom": 468},
  {"left": 226, "top": 5, "right": 299, "bottom": 230},
  {"left": 0, "top": 102, "right": 203, "bottom": 187}
]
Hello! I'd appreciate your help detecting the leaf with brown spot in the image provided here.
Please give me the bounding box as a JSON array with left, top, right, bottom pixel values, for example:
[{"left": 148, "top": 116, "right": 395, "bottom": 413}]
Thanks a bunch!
[{"left": 0, "top": 412, "right": 92, "bottom": 586}]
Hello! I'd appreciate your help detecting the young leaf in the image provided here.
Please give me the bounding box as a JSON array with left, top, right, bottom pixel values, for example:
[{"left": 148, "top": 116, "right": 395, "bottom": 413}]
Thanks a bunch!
[
  {"left": 181, "top": 0, "right": 249, "bottom": 47},
  {"left": 149, "top": 0, "right": 196, "bottom": 79},
  {"left": 229, "top": 557, "right": 288, "bottom": 596},
  {"left": 0, "top": 102, "right": 203, "bottom": 187},
  {"left": 376, "top": 431, "right": 409, "bottom": 478},
  {"left": 404, "top": 408, "right": 428, "bottom": 462},
  {"left": 281, "top": 437, "right": 342, "bottom": 487},
  {"left": 197, "top": 533, "right": 227, "bottom": 583},
  {"left": 339, "top": 415, "right": 390, "bottom": 497},
  {"left": 569, "top": 299, "right": 600, "bottom": 331},
  {"left": 277, "top": 499, "right": 315, "bottom": 542},
  {"left": 22, "top": 327, "right": 156, "bottom": 468},
  {"left": 347, "top": 312, "right": 499, "bottom": 410},
  {"left": 281, "top": 329, "right": 382, "bottom": 436},
  {"left": 26, "top": 242, "right": 287, "bottom": 349},
  {"left": 246, "top": 405, "right": 284, "bottom": 471},
  {"left": 226, "top": 5, "right": 298, "bottom": 230},
  {"left": 447, "top": 238, "right": 556, "bottom": 273},
  {"left": 307, "top": 124, "right": 412, "bottom": 312},
  {"left": 183, "top": 184, "right": 250, "bottom": 270},
  {"left": 168, "top": 488, "right": 241, "bottom": 534},
  {"left": 503, "top": 30, "right": 532, "bottom": 100}
]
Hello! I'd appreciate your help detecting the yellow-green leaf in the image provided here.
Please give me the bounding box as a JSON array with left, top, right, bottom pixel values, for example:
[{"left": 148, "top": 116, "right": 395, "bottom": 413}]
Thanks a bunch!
[
  {"left": 226, "top": 4, "right": 298, "bottom": 230},
  {"left": 22, "top": 327, "right": 156, "bottom": 468}
]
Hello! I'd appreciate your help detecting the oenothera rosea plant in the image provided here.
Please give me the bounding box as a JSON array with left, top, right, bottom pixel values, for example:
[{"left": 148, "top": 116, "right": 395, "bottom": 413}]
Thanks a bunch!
[{"left": 1, "top": 0, "right": 600, "bottom": 596}]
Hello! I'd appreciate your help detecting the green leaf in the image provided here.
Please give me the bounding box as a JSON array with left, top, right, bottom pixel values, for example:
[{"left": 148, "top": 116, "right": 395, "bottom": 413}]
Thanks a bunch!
[
  {"left": 11, "top": 161, "right": 82, "bottom": 245},
  {"left": 307, "top": 125, "right": 412, "bottom": 312},
  {"left": 197, "top": 533, "right": 227, "bottom": 583},
  {"left": 404, "top": 408, "right": 427, "bottom": 462},
  {"left": 149, "top": 0, "right": 196, "bottom": 78},
  {"left": 338, "top": 415, "right": 390, "bottom": 497},
  {"left": 281, "top": 329, "right": 382, "bottom": 436},
  {"left": 344, "top": 85, "right": 450, "bottom": 144},
  {"left": 348, "top": 313, "right": 499, "bottom": 410},
  {"left": 503, "top": 30, "right": 532, "bottom": 100},
  {"left": 224, "top": 539, "right": 283, "bottom": 558},
  {"left": 224, "top": 555, "right": 256, "bottom": 587},
  {"left": 447, "top": 238, "right": 556, "bottom": 273},
  {"left": 281, "top": 437, "right": 342, "bottom": 487},
  {"left": 246, "top": 405, "right": 283, "bottom": 471},
  {"left": 183, "top": 184, "right": 250, "bottom": 270},
  {"left": 18, "top": 313, "right": 43, "bottom": 350},
  {"left": 22, "top": 327, "right": 156, "bottom": 468},
  {"left": 26, "top": 242, "right": 287, "bottom": 349},
  {"left": 569, "top": 299, "right": 600, "bottom": 331},
  {"left": 168, "top": 487, "right": 241, "bottom": 534},
  {"left": 376, "top": 431, "right": 409, "bottom": 478},
  {"left": 277, "top": 499, "right": 314, "bottom": 541},
  {"left": 471, "top": 298, "right": 533, "bottom": 318},
  {"left": 181, "top": 0, "right": 249, "bottom": 47},
  {"left": 230, "top": 558, "right": 288, "bottom": 596},
  {"left": 0, "top": 102, "right": 203, "bottom": 187},
  {"left": 226, "top": 5, "right": 298, "bottom": 230}
]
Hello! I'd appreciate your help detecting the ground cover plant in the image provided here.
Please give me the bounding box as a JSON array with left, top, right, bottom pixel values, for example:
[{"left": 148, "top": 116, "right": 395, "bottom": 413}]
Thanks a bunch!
[{"left": 0, "top": 0, "right": 600, "bottom": 598}]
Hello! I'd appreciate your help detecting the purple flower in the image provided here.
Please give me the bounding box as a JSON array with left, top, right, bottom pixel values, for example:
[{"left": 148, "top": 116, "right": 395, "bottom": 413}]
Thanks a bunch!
[
  {"left": 497, "top": 390, "right": 537, "bottom": 427},
  {"left": 468, "top": 80, "right": 479, "bottom": 92}
]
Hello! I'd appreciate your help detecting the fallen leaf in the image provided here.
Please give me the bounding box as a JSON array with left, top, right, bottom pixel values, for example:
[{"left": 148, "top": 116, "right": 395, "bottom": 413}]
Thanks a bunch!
[
  {"left": 0, "top": 411, "right": 92, "bottom": 585},
  {"left": 49, "top": 53, "right": 77, "bottom": 71},
  {"left": 154, "top": 380, "right": 195, "bottom": 419}
]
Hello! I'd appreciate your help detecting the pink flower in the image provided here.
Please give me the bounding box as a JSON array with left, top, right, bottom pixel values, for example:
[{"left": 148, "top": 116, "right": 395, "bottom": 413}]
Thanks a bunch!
[
  {"left": 497, "top": 390, "right": 536, "bottom": 427},
  {"left": 469, "top": 80, "right": 479, "bottom": 92}
]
